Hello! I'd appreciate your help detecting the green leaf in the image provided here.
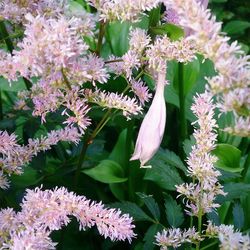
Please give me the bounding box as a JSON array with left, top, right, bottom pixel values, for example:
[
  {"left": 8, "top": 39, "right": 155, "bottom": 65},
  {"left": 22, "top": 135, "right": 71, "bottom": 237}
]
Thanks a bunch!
[
  {"left": 233, "top": 202, "right": 244, "bottom": 230},
  {"left": 109, "top": 129, "right": 129, "bottom": 168},
  {"left": 111, "top": 201, "right": 154, "bottom": 222},
  {"left": 144, "top": 162, "right": 183, "bottom": 191},
  {"left": 0, "top": 77, "right": 26, "bottom": 92},
  {"left": 153, "top": 148, "right": 186, "bottom": 173},
  {"left": 148, "top": 7, "right": 161, "bottom": 28},
  {"left": 164, "top": 194, "right": 184, "bottom": 227},
  {"left": 143, "top": 224, "right": 163, "bottom": 250},
  {"left": 106, "top": 22, "right": 129, "bottom": 56},
  {"left": 150, "top": 23, "right": 184, "bottom": 40},
  {"left": 223, "top": 21, "right": 250, "bottom": 36},
  {"left": 213, "top": 144, "right": 242, "bottom": 173},
  {"left": 173, "top": 59, "right": 200, "bottom": 96},
  {"left": 82, "top": 160, "right": 127, "bottom": 183},
  {"left": 136, "top": 192, "right": 160, "bottom": 221},
  {"left": 11, "top": 167, "right": 41, "bottom": 188},
  {"left": 217, "top": 183, "right": 250, "bottom": 203}
]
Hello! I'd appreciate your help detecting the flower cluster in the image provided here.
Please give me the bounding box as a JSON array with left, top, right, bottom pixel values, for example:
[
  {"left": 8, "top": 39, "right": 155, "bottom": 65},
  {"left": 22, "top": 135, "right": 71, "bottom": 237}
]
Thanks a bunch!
[
  {"left": 84, "top": 88, "right": 142, "bottom": 119},
  {"left": 0, "top": 127, "right": 81, "bottom": 189},
  {"left": 165, "top": 0, "right": 250, "bottom": 136},
  {"left": 206, "top": 221, "right": 250, "bottom": 249},
  {"left": 146, "top": 36, "right": 197, "bottom": 73},
  {"left": 0, "top": 0, "right": 68, "bottom": 23},
  {"left": 155, "top": 92, "right": 228, "bottom": 248},
  {"left": 156, "top": 228, "right": 202, "bottom": 249},
  {"left": 177, "top": 92, "right": 226, "bottom": 216},
  {"left": 0, "top": 186, "right": 136, "bottom": 249},
  {"left": 87, "top": 0, "right": 160, "bottom": 22}
]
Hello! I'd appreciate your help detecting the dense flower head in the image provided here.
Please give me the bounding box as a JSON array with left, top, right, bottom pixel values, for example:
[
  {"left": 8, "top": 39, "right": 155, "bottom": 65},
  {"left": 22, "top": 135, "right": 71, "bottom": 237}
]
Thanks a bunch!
[
  {"left": 84, "top": 88, "right": 142, "bottom": 119},
  {"left": 11, "top": 14, "right": 89, "bottom": 79},
  {"left": 87, "top": 0, "right": 160, "bottom": 22},
  {"left": 176, "top": 92, "right": 226, "bottom": 216},
  {"left": 146, "top": 36, "right": 197, "bottom": 73},
  {"left": 155, "top": 227, "right": 202, "bottom": 249},
  {"left": 206, "top": 221, "right": 250, "bottom": 250},
  {"left": 0, "top": 186, "right": 136, "bottom": 248},
  {"left": 0, "top": 0, "right": 68, "bottom": 23}
]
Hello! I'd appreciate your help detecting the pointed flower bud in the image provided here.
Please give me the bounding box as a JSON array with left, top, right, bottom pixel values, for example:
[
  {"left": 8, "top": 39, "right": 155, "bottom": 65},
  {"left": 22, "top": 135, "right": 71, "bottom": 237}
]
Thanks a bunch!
[{"left": 130, "top": 72, "right": 166, "bottom": 167}]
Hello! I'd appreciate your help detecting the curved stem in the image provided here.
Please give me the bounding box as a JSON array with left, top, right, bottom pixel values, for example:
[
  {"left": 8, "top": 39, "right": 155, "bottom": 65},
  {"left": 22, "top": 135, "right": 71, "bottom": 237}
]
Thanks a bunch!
[
  {"left": 96, "top": 21, "right": 106, "bottom": 56},
  {"left": 74, "top": 109, "right": 113, "bottom": 187}
]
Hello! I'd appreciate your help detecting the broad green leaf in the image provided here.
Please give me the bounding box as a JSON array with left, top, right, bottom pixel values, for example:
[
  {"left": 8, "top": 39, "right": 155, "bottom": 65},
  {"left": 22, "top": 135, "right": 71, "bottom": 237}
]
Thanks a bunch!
[
  {"left": 213, "top": 144, "right": 242, "bottom": 173},
  {"left": 82, "top": 159, "right": 127, "bottom": 183},
  {"left": 173, "top": 59, "right": 200, "bottom": 96},
  {"left": 143, "top": 224, "right": 163, "bottom": 250},
  {"left": 144, "top": 162, "right": 183, "bottom": 191},
  {"left": 223, "top": 21, "right": 250, "bottom": 36},
  {"left": 136, "top": 192, "right": 160, "bottom": 221},
  {"left": 164, "top": 194, "right": 184, "bottom": 227},
  {"left": 148, "top": 7, "right": 161, "bottom": 28},
  {"left": 109, "top": 183, "right": 126, "bottom": 201},
  {"left": 106, "top": 22, "right": 129, "bottom": 56},
  {"left": 217, "top": 183, "right": 250, "bottom": 203},
  {"left": 233, "top": 203, "right": 244, "bottom": 230},
  {"left": 111, "top": 201, "right": 154, "bottom": 222},
  {"left": 0, "top": 77, "right": 26, "bottom": 92},
  {"left": 11, "top": 167, "right": 41, "bottom": 188},
  {"left": 109, "top": 129, "right": 129, "bottom": 168},
  {"left": 153, "top": 148, "right": 186, "bottom": 173},
  {"left": 150, "top": 24, "right": 184, "bottom": 40}
]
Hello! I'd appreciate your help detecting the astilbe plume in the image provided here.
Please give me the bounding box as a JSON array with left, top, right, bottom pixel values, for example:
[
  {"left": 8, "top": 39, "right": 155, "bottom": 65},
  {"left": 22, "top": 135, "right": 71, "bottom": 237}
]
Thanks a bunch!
[
  {"left": 155, "top": 92, "right": 229, "bottom": 249},
  {"left": 87, "top": 0, "right": 160, "bottom": 22},
  {"left": 0, "top": 127, "right": 81, "bottom": 189},
  {"left": 165, "top": 0, "right": 250, "bottom": 137},
  {"left": 0, "top": 186, "right": 136, "bottom": 249},
  {"left": 0, "top": 0, "right": 68, "bottom": 23}
]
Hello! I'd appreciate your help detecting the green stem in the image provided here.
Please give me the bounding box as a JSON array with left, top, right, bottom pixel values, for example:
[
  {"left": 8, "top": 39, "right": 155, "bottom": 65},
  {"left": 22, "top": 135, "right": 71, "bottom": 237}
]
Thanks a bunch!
[
  {"left": 178, "top": 63, "right": 187, "bottom": 156},
  {"left": 0, "top": 21, "right": 32, "bottom": 90},
  {"left": 96, "top": 21, "right": 106, "bottom": 56},
  {"left": 74, "top": 109, "right": 113, "bottom": 187},
  {"left": 196, "top": 209, "right": 203, "bottom": 250}
]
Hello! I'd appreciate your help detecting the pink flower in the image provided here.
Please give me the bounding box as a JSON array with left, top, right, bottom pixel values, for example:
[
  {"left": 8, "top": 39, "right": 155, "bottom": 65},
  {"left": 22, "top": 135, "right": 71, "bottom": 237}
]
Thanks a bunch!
[{"left": 130, "top": 72, "right": 166, "bottom": 167}]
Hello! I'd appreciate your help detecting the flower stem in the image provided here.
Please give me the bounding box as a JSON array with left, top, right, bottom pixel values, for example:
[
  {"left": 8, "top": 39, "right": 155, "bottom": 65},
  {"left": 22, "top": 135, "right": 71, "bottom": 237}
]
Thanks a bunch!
[
  {"left": 96, "top": 21, "right": 106, "bottom": 56},
  {"left": 0, "top": 21, "right": 32, "bottom": 90},
  {"left": 74, "top": 109, "right": 113, "bottom": 187},
  {"left": 178, "top": 63, "right": 187, "bottom": 156},
  {"left": 196, "top": 209, "right": 203, "bottom": 250}
]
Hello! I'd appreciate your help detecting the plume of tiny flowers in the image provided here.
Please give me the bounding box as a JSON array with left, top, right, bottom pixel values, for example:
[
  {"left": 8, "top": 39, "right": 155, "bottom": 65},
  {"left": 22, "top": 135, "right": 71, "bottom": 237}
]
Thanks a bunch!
[
  {"left": 154, "top": 92, "right": 227, "bottom": 249},
  {"left": 84, "top": 88, "right": 142, "bottom": 119},
  {"left": 176, "top": 92, "right": 226, "bottom": 216},
  {"left": 0, "top": 0, "right": 68, "bottom": 23},
  {"left": 206, "top": 221, "right": 250, "bottom": 250},
  {"left": 87, "top": 0, "right": 160, "bottom": 22},
  {"left": 155, "top": 227, "right": 202, "bottom": 249},
  {"left": 0, "top": 186, "right": 136, "bottom": 249},
  {"left": 0, "top": 127, "right": 81, "bottom": 188},
  {"left": 11, "top": 14, "right": 89, "bottom": 79},
  {"left": 146, "top": 36, "right": 197, "bottom": 73},
  {"left": 165, "top": 0, "right": 250, "bottom": 137}
]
